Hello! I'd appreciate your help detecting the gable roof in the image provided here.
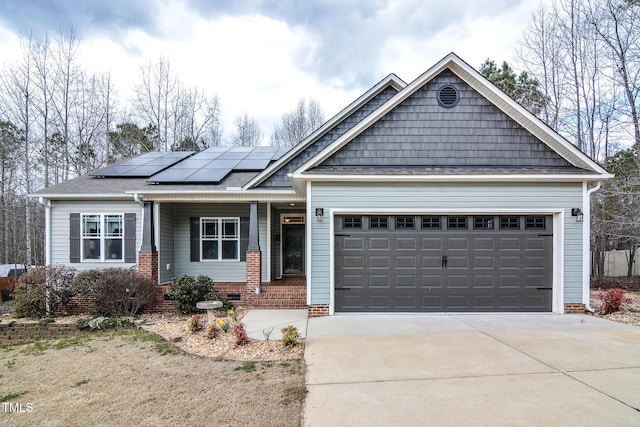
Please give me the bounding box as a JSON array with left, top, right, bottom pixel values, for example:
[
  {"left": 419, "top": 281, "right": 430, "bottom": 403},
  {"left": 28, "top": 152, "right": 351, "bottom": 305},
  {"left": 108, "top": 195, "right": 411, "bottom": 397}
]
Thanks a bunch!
[
  {"left": 290, "top": 52, "right": 611, "bottom": 183},
  {"left": 243, "top": 73, "right": 407, "bottom": 189}
]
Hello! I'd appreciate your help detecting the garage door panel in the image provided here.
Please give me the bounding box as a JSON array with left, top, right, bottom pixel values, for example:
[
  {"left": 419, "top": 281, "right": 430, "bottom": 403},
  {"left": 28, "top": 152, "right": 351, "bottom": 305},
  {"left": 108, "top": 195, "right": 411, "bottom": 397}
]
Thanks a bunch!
[
  {"left": 395, "top": 275, "right": 417, "bottom": 288},
  {"left": 421, "top": 237, "right": 443, "bottom": 250},
  {"left": 395, "top": 237, "right": 417, "bottom": 250},
  {"left": 343, "top": 256, "right": 364, "bottom": 268},
  {"left": 369, "top": 275, "right": 390, "bottom": 288},
  {"left": 335, "top": 215, "right": 553, "bottom": 312},
  {"left": 447, "top": 238, "right": 469, "bottom": 250},
  {"left": 395, "top": 256, "right": 416, "bottom": 268},
  {"left": 369, "top": 237, "right": 390, "bottom": 250},
  {"left": 369, "top": 256, "right": 390, "bottom": 269},
  {"left": 473, "top": 237, "right": 495, "bottom": 250},
  {"left": 343, "top": 237, "right": 364, "bottom": 250},
  {"left": 474, "top": 256, "right": 495, "bottom": 268}
]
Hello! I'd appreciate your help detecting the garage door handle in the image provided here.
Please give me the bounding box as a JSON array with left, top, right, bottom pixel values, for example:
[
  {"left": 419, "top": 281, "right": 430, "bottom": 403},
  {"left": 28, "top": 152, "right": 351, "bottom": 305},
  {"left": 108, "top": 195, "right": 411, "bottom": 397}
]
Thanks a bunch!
[
  {"left": 336, "top": 288, "right": 351, "bottom": 291},
  {"left": 538, "top": 234, "right": 553, "bottom": 237},
  {"left": 442, "top": 255, "right": 448, "bottom": 268},
  {"left": 335, "top": 233, "right": 350, "bottom": 237},
  {"left": 536, "top": 287, "right": 552, "bottom": 290}
]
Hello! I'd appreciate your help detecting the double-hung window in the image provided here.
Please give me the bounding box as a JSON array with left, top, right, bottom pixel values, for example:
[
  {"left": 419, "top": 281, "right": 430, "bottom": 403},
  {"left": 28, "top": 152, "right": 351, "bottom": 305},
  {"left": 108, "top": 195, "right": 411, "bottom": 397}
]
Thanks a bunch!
[
  {"left": 201, "top": 217, "right": 240, "bottom": 261},
  {"left": 81, "top": 214, "right": 123, "bottom": 261}
]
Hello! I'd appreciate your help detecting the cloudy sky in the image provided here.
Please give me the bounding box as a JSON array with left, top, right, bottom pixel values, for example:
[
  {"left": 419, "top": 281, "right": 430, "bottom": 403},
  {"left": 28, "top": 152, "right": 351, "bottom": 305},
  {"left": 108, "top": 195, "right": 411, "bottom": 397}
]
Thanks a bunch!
[{"left": 0, "top": 0, "right": 547, "bottom": 142}]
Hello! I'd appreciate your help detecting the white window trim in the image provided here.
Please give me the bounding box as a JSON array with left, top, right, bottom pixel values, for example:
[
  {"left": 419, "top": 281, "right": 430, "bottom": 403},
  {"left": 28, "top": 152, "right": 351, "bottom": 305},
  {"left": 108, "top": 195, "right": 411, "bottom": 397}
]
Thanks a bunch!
[
  {"left": 80, "top": 213, "right": 125, "bottom": 262},
  {"left": 200, "top": 217, "right": 240, "bottom": 262}
]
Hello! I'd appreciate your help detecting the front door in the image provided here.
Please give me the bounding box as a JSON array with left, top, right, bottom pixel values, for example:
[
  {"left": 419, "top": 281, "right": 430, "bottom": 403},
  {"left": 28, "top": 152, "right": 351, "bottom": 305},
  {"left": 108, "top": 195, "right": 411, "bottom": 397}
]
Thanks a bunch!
[{"left": 283, "top": 223, "right": 305, "bottom": 274}]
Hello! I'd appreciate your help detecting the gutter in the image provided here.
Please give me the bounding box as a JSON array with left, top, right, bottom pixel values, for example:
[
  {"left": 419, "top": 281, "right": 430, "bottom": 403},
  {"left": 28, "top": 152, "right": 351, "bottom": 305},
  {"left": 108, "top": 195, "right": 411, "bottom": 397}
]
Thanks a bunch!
[{"left": 583, "top": 181, "right": 602, "bottom": 312}]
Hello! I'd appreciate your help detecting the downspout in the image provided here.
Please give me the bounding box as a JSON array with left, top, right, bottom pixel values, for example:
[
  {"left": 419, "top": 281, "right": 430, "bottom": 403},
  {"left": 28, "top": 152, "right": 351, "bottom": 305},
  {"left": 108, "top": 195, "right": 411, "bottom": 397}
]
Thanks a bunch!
[
  {"left": 133, "top": 193, "right": 144, "bottom": 207},
  {"left": 39, "top": 197, "right": 51, "bottom": 314},
  {"left": 583, "top": 181, "right": 602, "bottom": 312}
]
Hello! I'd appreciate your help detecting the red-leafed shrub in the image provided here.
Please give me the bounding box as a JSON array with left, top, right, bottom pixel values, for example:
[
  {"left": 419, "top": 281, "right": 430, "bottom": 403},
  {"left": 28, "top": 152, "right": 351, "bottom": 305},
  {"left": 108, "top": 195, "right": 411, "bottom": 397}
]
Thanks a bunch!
[
  {"left": 233, "top": 322, "right": 250, "bottom": 346},
  {"left": 189, "top": 314, "right": 204, "bottom": 333},
  {"left": 598, "top": 288, "right": 631, "bottom": 315}
]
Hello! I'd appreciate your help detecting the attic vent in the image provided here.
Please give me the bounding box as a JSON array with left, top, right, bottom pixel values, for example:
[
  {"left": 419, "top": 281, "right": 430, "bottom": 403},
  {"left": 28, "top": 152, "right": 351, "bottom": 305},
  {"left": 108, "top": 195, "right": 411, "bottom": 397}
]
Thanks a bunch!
[{"left": 437, "top": 85, "right": 459, "bottom": 108}]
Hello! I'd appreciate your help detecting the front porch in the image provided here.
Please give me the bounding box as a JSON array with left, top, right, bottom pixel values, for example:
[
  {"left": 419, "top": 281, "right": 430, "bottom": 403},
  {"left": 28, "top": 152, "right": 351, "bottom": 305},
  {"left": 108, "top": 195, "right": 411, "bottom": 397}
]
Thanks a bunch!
[{"left": 138, "top": 199, "right": 309, "bottom": 312}]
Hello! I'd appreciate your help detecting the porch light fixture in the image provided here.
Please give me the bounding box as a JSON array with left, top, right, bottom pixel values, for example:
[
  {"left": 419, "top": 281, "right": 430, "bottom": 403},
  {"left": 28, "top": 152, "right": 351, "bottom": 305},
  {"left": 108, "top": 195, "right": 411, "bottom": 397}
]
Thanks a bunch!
[
  {"left": 571, "top": 208, "right": 584, "bottom": 223},
  {"left": 315, "top": 208, "right": 324, "bottom": 217}
]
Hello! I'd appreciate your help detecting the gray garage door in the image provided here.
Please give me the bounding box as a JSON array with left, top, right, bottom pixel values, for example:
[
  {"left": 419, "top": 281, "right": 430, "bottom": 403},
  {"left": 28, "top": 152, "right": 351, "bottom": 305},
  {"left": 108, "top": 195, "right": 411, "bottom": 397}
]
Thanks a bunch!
[{"left": 335, "top": 215, "right": 553, "bottom": 312}]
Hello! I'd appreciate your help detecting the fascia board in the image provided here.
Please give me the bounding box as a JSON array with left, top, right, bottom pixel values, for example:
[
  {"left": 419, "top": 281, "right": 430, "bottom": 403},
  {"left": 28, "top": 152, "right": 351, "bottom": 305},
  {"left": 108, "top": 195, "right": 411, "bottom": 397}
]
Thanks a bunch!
[
  {"left": 242, "top": 73, "right": 407, "bottom": 190},
  {"left": 294, "top": 52, "right": 610, "bottom": 178},
  {"left": 27, "top": 193, "right": 133, "bottom": 201},
  {"left": 292, "top": 172, "right": 612, "bottom": 183}
]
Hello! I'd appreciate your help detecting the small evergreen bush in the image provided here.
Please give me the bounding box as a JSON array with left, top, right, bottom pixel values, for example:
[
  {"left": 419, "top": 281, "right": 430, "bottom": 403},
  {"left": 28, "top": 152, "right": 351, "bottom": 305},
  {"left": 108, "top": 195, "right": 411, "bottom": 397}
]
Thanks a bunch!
[
  {"left": 169, "top": 275, "right": 215, "bottom": 314},
  {"left": 281, "top": 325, "right": 298, "bottom": 347}
]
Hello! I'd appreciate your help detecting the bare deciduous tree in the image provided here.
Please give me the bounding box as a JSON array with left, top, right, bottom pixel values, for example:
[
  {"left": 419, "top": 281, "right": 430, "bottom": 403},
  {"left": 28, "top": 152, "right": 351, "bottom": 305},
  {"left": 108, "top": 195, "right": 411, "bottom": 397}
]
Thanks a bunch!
[
  {"left": 232, "top": 111, "right": 262, "bottom": 147},
  {"left": 271, "top": 97, "right": 325, "bottom": 146}
]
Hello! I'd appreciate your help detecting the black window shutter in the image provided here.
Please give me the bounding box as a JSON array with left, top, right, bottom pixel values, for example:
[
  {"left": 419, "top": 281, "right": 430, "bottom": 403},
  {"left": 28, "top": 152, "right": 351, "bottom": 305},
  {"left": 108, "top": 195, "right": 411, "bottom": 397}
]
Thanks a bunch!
[
  {"left": 69, "top": 213, "right": 81, "bottom": 263},
  {"left": 124, "top": 213, "right": 136, "bottom": 263},
  {"left": 190, "top": 217, "right": 200, "bottom": 262},
  {"left": 239, "top": 217, "right": 249, "bottom": 261}
]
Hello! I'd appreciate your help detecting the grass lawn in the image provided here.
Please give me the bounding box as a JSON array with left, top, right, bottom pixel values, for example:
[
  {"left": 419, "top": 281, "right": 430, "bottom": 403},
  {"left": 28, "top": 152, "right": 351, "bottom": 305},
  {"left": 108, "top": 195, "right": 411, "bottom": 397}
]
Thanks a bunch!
[{"left": 0, "top": 330, "right": 305, "bottom": 426}]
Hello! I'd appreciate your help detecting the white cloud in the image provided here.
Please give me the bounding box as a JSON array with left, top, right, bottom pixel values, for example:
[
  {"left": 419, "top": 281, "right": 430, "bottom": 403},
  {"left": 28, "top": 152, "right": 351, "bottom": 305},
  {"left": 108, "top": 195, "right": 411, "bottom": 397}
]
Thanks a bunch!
[{"left": 0, "top": 0, "right": 546, "bottom": 144}]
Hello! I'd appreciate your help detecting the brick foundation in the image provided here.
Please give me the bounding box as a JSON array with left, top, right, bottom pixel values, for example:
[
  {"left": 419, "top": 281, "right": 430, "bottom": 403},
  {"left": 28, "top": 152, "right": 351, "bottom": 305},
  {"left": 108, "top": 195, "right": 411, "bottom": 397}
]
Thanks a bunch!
[
  {"left": 152, "top": 283, "right": 179, "bottom": 313},
  {"left": 308, "top": 304, "right": 330, "bottom": 317},
  {"left": 138, "top": 251, "right": 159, "bottom": 284},
  {"left": 564, "top": 303, "right": 586, "bottom": 314}
]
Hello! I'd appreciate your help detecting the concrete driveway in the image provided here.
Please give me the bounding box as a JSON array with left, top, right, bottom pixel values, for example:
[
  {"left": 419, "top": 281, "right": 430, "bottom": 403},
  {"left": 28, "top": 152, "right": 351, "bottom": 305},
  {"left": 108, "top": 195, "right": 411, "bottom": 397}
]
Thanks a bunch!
[{"left": 303, "top": 314, "right": 640, "bottom": 426}]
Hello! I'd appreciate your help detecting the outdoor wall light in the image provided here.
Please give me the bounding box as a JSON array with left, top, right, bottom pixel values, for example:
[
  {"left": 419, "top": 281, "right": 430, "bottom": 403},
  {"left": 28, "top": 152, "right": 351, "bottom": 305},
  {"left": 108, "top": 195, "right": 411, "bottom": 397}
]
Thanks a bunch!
[{"left": 571, "top": 208, "right": 584, "bottom": 223}]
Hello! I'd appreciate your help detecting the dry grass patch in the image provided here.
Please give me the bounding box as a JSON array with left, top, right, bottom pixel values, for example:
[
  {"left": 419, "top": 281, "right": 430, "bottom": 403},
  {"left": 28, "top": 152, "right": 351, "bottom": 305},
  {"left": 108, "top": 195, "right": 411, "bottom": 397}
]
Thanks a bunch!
[{"left": 0, "top": 330, "right": 305, "bottom": 426}]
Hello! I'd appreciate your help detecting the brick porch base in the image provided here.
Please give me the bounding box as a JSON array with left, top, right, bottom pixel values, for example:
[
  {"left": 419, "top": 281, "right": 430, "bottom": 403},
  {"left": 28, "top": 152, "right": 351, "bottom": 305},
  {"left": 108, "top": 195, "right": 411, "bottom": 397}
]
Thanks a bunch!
[{"left": 564, "top": 303, "right": 586, "bottom": 314}]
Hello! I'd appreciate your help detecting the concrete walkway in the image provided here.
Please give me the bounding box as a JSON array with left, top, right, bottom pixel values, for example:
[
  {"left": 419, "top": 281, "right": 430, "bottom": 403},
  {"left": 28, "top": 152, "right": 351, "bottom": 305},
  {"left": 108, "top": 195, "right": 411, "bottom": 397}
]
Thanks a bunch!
[
  {"left": 242, "top": 309, "right": 308, "bottom": 341},
  {"left": 304, "top": 313, "right": 640, "bottom": 426}
]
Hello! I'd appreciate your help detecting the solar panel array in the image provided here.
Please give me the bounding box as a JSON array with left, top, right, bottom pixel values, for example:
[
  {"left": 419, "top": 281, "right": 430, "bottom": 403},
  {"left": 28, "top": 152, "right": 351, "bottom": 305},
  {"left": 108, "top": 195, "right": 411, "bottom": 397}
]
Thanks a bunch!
[
  {"left": 147, "top": 146, "right": 290, "bottom": 184},
  {"left": 90, "top": 151, "right": 194, "bottom": 178}
]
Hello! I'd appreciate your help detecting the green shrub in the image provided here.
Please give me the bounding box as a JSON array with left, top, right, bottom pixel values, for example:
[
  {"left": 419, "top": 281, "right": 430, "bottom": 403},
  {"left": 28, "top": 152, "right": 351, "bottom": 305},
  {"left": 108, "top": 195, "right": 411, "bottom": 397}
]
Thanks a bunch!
[
  {"left": 13, "top": 266, "right": 77, "bottom": 318},
  {"left": 169, "top": 275, "right": 215, "bottom": 314},
  {"left": 281, "top": 325, "right": 299, "bottom": 347},
  {"left": 91, "top": 268, "right": 155, "bottom": 317}
]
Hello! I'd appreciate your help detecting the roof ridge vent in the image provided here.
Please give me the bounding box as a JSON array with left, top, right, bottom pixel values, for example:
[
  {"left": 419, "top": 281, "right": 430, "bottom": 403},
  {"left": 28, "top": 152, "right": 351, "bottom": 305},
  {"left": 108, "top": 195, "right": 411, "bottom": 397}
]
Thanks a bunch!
[{"left": 437, "top": 85, "right": 459, "bottom": 108}]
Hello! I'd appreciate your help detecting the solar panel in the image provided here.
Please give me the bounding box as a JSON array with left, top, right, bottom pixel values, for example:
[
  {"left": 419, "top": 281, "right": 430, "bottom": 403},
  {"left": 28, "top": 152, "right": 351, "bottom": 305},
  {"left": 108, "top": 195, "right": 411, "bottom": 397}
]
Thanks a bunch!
[
  {"left": 234, "top": 158, "right": 271, "bottom": 170},
  {"left": 145, "top": 146, "right": 292, "bottom": 184},
  {"left": 90, "top": 151, "right": 193, "bottom": 177}
]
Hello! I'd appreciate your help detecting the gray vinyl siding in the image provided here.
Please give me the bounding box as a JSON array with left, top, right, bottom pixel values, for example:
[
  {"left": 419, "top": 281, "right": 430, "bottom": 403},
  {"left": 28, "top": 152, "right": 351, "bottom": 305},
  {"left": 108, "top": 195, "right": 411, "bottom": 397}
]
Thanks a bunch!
[
  {"left": 259, "top": 86, "right": 399, "bottom": 188},
  {"left": 320, "top": 70, "right": 574, "bottom": 169},
  {"left": 158, "top": 203, "right": 175, "bottom": 283},
  {"left": 50, "top": 200, "right": 142, "bottom": 271},
  {"left": 173, "top": 203, "right": 268, "bottom": 282},
  {"left": 309, "top": 182, "right": 584, "bottom": 305}
]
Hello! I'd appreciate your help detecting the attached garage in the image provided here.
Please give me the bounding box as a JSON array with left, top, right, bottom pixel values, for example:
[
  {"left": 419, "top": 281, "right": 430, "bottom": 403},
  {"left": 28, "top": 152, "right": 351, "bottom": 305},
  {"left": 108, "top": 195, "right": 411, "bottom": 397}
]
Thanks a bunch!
[{"left": 335, "top": 214, "right": 553, "bottom": 312}]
